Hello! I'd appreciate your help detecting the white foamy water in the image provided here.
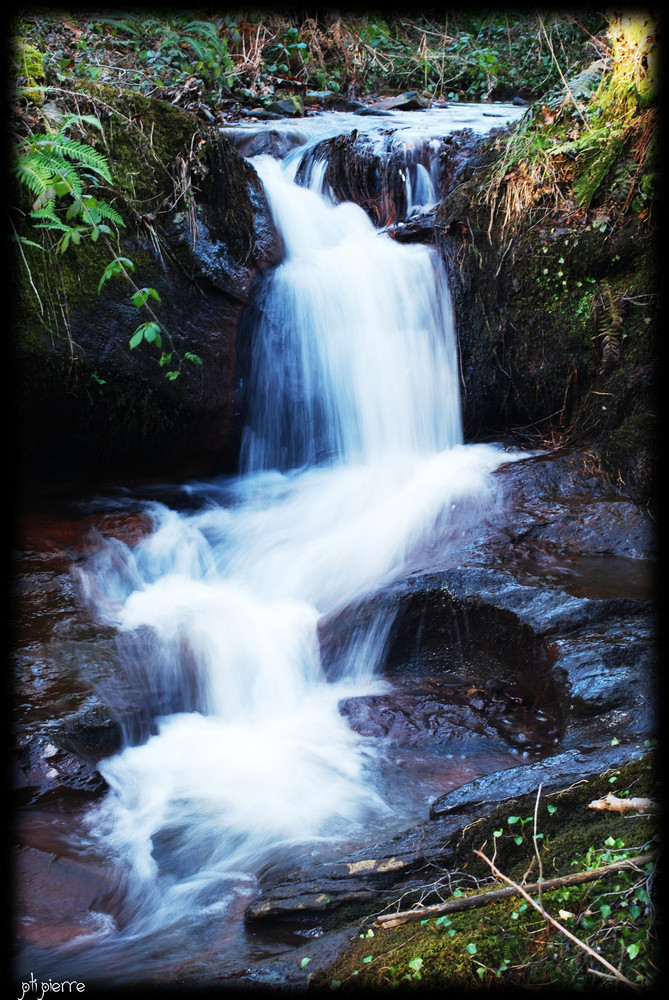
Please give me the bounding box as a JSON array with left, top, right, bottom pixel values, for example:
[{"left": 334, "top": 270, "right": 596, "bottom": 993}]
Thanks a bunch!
[{"left": 60, "top": 107, "right": 525, "bottom": 982}]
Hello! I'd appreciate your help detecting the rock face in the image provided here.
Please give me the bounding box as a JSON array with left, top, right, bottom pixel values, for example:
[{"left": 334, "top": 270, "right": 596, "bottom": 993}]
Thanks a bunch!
[
  {"left": 435, "top": 132, "right": 658, "bottom": 512},
  {"left": 294, "top": 128, "right": 479, "bottom": 227},
  {"left": 14, "top": 93, "right": 282, "bottom": 494}
]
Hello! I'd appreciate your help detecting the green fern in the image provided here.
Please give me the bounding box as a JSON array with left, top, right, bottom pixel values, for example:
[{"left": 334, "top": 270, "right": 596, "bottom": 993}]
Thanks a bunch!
[
  {"left": 13, "top": 113, "right": 124, "bottom": 252},
  {"left": 15, "top": 115, "right": 113, "bottom": 208}
]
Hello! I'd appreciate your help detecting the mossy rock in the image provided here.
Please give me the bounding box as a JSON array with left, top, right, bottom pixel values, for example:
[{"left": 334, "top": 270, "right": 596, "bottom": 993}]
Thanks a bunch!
[
  {"left": 438, "top": 132, "right": 658, "bottom": 512},
  {"left": 309, "top": 753, "right": 659, "bottom": 992}
]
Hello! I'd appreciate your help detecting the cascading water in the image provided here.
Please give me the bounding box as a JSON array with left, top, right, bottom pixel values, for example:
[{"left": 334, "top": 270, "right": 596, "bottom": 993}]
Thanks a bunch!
[{"left": 24, "top": 104, "right": 528, "bottom": 987}]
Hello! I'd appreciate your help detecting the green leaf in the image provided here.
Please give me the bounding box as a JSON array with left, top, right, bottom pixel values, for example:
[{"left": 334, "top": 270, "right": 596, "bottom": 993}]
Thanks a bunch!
[
  {"left": 131, "top": 286, "right": 161, "bottom": 308},
  {"left": 184, "top": 352, "right": 202, "bottom": 365},
  {"left": 466, "top": 943, "right": 477, "bottom": 955},
  {"left": 16, "top": 236, "right": 46, "bottom": 250},
  {"left": 408, "top": 957, "right": 423, "bottom": 971},
  {"left": 98, "top": 257, "right": 134, "bottom": 292},
  {"left": 547, "top": 803, "right": 558, "bottom": 815},
  {"left": 626, "top": 942, "right": 640, "bottom": 960},
  {"left": 363, "top": 955, "right": 373, "bottom": 963},
  {"left": 300, "top": 957, "right": 311, "bottom": 968}
]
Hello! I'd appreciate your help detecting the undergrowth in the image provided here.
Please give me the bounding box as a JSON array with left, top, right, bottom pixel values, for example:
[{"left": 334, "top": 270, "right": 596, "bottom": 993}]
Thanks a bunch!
[
  {"left": 484, "top": 12, "right": 659, "bottom": 237},
  {"left": 306, "top": 752, "right": 660, "bottom": 992},
  {"left": 11, "top": 11, "right": 604, "bottom": 109}
]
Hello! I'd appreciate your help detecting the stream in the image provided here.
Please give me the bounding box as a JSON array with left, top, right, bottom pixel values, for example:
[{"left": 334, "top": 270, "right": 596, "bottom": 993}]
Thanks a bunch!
[{"left": 13, "top": 101, "right": 572, "bottom": 990}]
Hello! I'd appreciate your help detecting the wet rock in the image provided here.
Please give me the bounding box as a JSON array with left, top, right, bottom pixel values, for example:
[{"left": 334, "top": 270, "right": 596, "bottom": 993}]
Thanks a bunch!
[
  {"left": 237, "top": 929, "right": 356, "bottom": 988},
  {"left": 305, "top": 91, "right": 369, "bottom": 112},
  {"left": 429, "top": 742, "right": 646, "bottom": 818},
  {"left": 320, "top": 448, "right": 657, "bottom": 746},
  {"left": 266, "top": 96, "right": 304, "bottom": 118},
  {"left": 374, "top": 91, "right": 431, "bottom": 111},
  {"left": 12, "top": 733, "right": 109, "bottom": 806},
  {"left": 223, "top": 125, "right": 309, "bottom": 159},
  {"left": 339, "top": 676, "right": 560, "bottom": 754},
  {"left": 294, "top": 129, "right": 479, "bottom": 227},
  {"left": 246, "top": 832, "right": 457, "bottom": 925},
  {"left": 14, "top": 845, "right": 115, "bottom": 948},
  {"left": 51, "top": 704, "right": 123, "bottom": 766}
]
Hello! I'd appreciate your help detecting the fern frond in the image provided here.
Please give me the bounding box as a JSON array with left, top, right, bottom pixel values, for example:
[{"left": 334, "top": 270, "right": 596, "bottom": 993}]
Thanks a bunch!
[
  {"left": 15, "top": 160, "right": 50, "bottom": 198},
  {"left": 92, "top": 201, "right": 125, "bottom": 226},
  {"left": 33, "top": 136, "right": 112, "bottom": 182},
  {"left": 59, "top": 113, "right": 106, "bottom": 134}
]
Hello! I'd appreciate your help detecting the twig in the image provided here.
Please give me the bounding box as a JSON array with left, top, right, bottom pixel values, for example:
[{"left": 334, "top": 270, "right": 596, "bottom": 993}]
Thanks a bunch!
[
  {"left": 473, "top": 847, "right": 646, "bottom": 992},
  {"left": 529, "top": 783, "right": 544, "bottom": 902},
  {"left": 589, "top": 793, "right": 659, "bottom": 815},
  {"left": 375, "top": 852, "right": 657, "bottom": 929}
]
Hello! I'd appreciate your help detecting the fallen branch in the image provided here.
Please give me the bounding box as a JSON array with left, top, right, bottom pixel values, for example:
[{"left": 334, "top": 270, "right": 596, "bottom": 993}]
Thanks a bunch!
[
  {"left": 473, "top": 846, "right": 647, "bottom": 992},
  {"left": 374, "top": 852, "right": 657, "bottom": 929},
  {"left": 588, "top": 793, "right": 659, "bottom": 815}
]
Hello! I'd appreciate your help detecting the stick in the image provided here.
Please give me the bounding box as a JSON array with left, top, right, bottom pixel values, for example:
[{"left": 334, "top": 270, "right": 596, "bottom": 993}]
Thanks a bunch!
[
  {"left": 588, "top": 793, "right": 659, "bottom": 815},
  {"left": 374, "top": 852, "right": 657, "bottom": 929},
  {"left": 473, "top": 847, "right": 646, "bottom": 991}
]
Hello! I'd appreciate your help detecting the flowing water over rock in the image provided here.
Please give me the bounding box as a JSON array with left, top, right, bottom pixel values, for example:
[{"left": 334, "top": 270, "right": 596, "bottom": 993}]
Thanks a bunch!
[{"left": 12, "top": 103, "right": 655, "bottom": 990}]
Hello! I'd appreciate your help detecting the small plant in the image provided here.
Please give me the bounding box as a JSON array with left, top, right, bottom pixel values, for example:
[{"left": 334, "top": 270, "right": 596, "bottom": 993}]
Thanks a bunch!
[{"left": 13, "top": 113, "right": 124, "bottom": 252}]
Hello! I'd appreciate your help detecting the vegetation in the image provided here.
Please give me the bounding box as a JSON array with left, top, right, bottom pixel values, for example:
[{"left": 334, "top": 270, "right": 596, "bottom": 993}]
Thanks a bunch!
[
  {"left": 485, "top": 11, "right": 659, "bottom": 233},
  {"left": 11, "top": 10, "right": 604, "bottom": 111},
  {"left": 306, "top": 752, "right": 660, "bottom": 992}
]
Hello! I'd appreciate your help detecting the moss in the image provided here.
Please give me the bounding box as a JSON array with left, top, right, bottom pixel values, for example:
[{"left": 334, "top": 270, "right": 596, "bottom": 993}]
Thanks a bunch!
[
  {"left": 11, "top": 37, "right": 45, "bottom": 104},
  {"left": 309, "top": 753, "right": 660, "bottom": 992},
  {"left": 63, "top": 82, "right": 205, "bottom": 209}
]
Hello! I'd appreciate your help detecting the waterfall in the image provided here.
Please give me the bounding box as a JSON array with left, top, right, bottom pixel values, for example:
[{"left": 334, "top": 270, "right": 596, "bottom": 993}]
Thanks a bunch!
[
  {"left": 239, "top": 153, "right": 462, "bottom": 471},
  {"left": 63, "top": 107, "right": 523, "bottom": 983}
]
